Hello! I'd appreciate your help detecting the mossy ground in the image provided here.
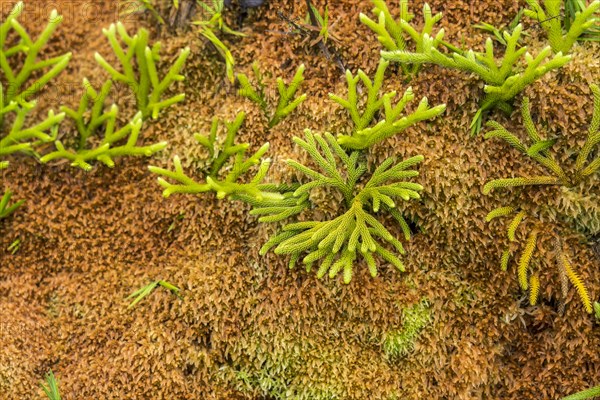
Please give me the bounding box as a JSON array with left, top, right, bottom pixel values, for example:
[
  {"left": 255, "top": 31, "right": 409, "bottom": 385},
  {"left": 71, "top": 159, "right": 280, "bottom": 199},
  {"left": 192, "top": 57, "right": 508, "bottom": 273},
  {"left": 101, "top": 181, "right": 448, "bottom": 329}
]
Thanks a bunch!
[{"left": 0, "top": 1, "right": 599, "bottom": 399}]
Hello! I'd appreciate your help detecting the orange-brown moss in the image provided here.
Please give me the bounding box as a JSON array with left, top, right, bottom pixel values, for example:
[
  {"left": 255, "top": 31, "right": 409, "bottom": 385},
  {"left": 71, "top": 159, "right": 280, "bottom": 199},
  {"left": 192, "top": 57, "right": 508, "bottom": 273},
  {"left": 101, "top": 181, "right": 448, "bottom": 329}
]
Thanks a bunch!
[{"left": 1, "top": 0, "right": 599, "bottom": 399}]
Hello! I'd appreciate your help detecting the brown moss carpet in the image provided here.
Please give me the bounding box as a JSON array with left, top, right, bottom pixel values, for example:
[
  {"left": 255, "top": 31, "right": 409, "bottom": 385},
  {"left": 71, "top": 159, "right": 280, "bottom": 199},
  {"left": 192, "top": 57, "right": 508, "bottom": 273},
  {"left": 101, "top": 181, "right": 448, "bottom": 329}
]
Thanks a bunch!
[{"left": 1, "top": 0, "right": 599, "bottom": 398}]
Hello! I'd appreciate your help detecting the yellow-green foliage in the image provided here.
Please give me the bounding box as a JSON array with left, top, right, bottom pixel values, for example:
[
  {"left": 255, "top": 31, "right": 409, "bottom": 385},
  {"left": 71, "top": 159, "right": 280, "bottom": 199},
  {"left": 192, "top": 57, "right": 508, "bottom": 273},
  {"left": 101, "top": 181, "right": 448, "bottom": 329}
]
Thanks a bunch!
[
  {"left": 501, "top": 248, "right": 511, "bottom": 271},
  {"left": 485, "top": 206, "right": 516, "bottom": 221},
  {"left": 484, "top": 86, "right": 600, "bottom": 193},
  {"left": 0, "top": 2, "right": 71, "bottom": 107},
  {"left": 561, "top": 384, "right": 600, "bottom": 400},
  {"left": 381, "top": 5, "right": 572, "bottom": 135},
  {"left": 1, "top": 2, "right": 68, "bottom": 218},
  {"left": 507, "top": 211, "right": 527, "bottom": 241},
  {"left": 94, "top": 22, "right": 190, "bottom": 120},
  {"left": 259, "top": 131, "right": 423, "bottom": 283},
  {"left": 483, "top": 86, "right": 599, "bottom": 313},
  {"left": 529, "top": 274, "right": 540, "bottom": 306},
  {"left": 329, "top": 59, "right": 445, "bottom": 149},
  {"left": 553, "top": 236, "right": 593, "bottom": 314},
  {"left": 487, "top": 205, "right": 593, "bottom": 312},
  {"left": 518, "top": 230, "right": 538, "bottom": 291},
  {"left": 237, "top": 63, "right": 307, "bottom": 128},
  {"left": 558, "top": 250, "right": 592, "bottom": 314},
  {"left": 40, "top": 80, "right": 167, "bottom": 171},
  {"left": 149, "top": 112, "right": 284, "bottom": 202},
  {"left": 483, "top": 176, "right": 560, "bottom": 194},
  {"left": 360, "top": 0, "right": 443, "bottom": 75},
  {"left": 383, "top": 299, "right": 431, "bottom": 359},
  {"left": 194, "top": 1, "right": 245, "bottom": 83},
  {"left": 40, "top": 370, "right": 61, "bottom": 400},
  {"left": 524, "top": 0, "right": 600, "bottom": 54}
]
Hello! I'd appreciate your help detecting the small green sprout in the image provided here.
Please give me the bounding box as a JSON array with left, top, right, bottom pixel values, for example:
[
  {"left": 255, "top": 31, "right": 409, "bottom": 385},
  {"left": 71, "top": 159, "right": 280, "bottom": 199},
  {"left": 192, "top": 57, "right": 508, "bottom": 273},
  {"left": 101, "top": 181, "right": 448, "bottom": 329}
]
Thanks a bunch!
[
  {"left": 194, "top": 0, "right": 245, "bottom": 83},
  {"left": 473, "top": 8, "right": 526, "bottom": 46},
  {"left": 305, "top": 3, "right": 340, "bottom": 46},
  {"left": 40, "top": 370, "right": 61, "bottom": 400},
  {"left": 0, "top": 189, "right": 25, "bottom": 220},
  {"left": 127, "top": 280, "right": 181, "bottom": 309},
  {"left": 122, "top": 0, "right": 166, "bottom": 24},
  {"left": 199, "top": 28, "right": 237, "bottom": 83},
  {"left": 196, "top": 0, "right": 244, "bottom": 36},
  {"left": 167, "top": 212, "right": 185, "bottom": 233},
  {"left": 7, "top": 238, "right": 20, "bottom": 254}
]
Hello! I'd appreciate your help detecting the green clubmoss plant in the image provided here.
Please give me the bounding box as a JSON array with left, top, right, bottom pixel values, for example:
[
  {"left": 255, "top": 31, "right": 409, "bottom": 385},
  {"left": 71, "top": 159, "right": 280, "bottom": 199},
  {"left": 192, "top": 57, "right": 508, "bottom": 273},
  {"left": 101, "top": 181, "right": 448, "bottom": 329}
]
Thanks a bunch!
[
  {"left": 40, "top": 79, "right": 167, "bottom": 171},
  {"left": 524, "top": 0, "right": 600, "bottom": 53},
  {"left": 127, "top": 280, "right": 181, "bottom": 309},
  {"left": 561, "top": 385, "right": 600, "bottom": 400},
  {"left": 484, "top": 85, "right": 599, "bottom": 313},
  {"left": 259, "top": 130, "right": 423, "bottom": 283},
  {"left": 237, "top": 63, "right": 307, "bottom": 128},
  {"left": 329, "top": 59, "right": 446, "bottom": 150},
  {"left": 565, "top": 0, "right": 600, "bottom": 42},
  {"left": 149, "top": 112, "right": 283, "bottom": 201},
  {"left": 94, "top": 22, "right": 190, "bottom": 120},
  {"left": 360, "top": 0, "right": 444, "bottom": 76},
  {"left": 0, "top": 2, "right": 71, "bottom": 113},
  {"left": 1, "top": 1, "right": 67, "bottom": 162},
  {"left": 382, "top": 299, "right": 431, "bottom": 359},
  {"left": 381, "top": 22, "right": 571, "bottom": 135},
  {"left": 483, "top": 86, "right": 599, "bottom": 194},
  {"left": 1, "top": 102, "right": 63, "bottom": 164},
  {"left": 242, "top": 186, "right": 309, "bottom": 223},
  {"left": 1, "top": 3, "right": 68, "bottom": 218}
]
